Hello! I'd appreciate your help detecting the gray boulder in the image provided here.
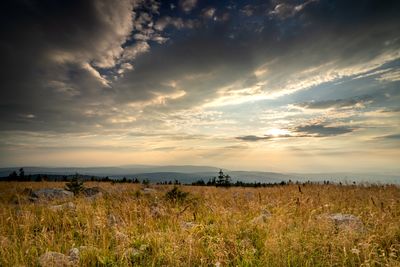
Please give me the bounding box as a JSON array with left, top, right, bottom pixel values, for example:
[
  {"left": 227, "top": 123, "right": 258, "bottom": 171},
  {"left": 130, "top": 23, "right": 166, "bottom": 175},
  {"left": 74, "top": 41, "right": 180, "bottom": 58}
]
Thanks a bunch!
[
  {"left": 31, "top": 189, "right": 74, "bottom": 202},
  {"left": 82, "top": 187, "right": 103, "bottom": 198},
  {"left": 123, "top": 245, "right": 149, "bottom": 259},
  {"left": 181, "top": 221, "right": 198, "bottom": 229},
  {"left": 141, "top": 188, "right": 156, "bottom": 194},
  {"left": 68, "top": 248, "right": 80, "bottom": 264},
  {"left": 38, "top": 251, "right": 73, "bottom": 267},
  {"left": 321, "top": 213, "right": 364, "bottom": 232},
  {"left": 251, "top": 209, "right": 272, "bottom": 225},
  {"left": 39, "top": 248, "right": 82, "bottom": 267},
  {"left": 122, "top": 247, "right": 141, "bottom": 259}
]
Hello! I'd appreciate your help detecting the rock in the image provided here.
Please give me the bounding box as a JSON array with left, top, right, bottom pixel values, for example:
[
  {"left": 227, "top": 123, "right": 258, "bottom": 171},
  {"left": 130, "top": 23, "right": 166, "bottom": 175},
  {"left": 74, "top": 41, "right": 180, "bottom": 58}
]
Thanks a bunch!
[
  {"left": 122, "top": 247, "right": 141, "bottom": 259},
  {"left": 107, "top": 213, "right": 125, "bottom": 227},
  {"left": 68, "top": 248, "right": 80, "bottom": 264},
  {"left": 38, "top": 251, "right": 73, "bottom": 267},
  {"left": 30, "top": 189, "right": 74, "bottom": 202},
  {"left": 141, "top": 188, "right": 156, "bottom": 194},
  {"left": 150, "top": 205, "right": 165, "bottom": 217},
  {"left": 321, "top": 213, "right": 364, "bottom": 232},
  {"left": 82, "top": 187, "right": 103, "bottom": 199},
  {"left": 115, "top": 231, "right": 129, "bottom": 245},
  {"left": 123, "top": 244, "right": 149, "bottom": 259},
  {"left": 181, "top": 221, "right": 198, "bottom": 229},
  {"left": 49, "top": 202, "right": 76, "bottom": 212},
  {"left": 251, "top": 209, "right": 272, "bottom": 225}
]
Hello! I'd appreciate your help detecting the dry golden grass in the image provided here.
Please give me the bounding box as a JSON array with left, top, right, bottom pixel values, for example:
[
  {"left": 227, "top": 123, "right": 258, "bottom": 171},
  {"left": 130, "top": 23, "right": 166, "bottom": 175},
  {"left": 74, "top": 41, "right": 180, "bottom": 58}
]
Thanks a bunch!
[{"left": 0, "top": 182, "right": 399, "bottom": 266}]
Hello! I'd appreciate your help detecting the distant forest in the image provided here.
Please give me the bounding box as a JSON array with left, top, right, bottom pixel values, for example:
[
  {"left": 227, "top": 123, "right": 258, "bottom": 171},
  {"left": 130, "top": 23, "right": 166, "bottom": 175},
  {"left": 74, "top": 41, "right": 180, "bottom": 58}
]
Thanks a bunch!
[{"left": 1, "top": 168, "right": 339, "bottom": 187}]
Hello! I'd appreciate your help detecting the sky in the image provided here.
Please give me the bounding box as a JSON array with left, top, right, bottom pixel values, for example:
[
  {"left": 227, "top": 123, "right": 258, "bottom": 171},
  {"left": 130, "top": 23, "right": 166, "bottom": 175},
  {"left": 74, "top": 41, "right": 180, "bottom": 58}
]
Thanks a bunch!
[{"left": 0, "top": 0, "right": 399, "bottom": 173}]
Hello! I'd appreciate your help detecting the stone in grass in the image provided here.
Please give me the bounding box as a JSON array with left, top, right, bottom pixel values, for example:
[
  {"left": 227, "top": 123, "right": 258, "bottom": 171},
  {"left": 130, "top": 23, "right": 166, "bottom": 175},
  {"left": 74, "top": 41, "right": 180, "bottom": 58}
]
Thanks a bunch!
[
  {"left": 107, "top": 213, "right": 125, "bottom": 227},
  {"left": 123, "top": 245, "right": 149, "bottom": 259},
  {"left": 141, "top": 188, "right": 157, "bottom": 194},
  {"left": 123, "top": 247, "right": 141, "bottom": 259},
  {"left": 251, "top": 209, "right": 272, "bottom": 225},
  {"left": 82, "top": 187, "right": 104, "bottom": 199},
  {"left": 322, "top": 213, "right": 365, "bottom": 232},
  {"left": 30, "top": 189, "right": 74, "bottom": 202},
  {"left": 68, "top": 248, "right": 80, "bottom": 264},
  {"left": 38, "top": 252, "right": 73, "bottom": 267},
  {"left": 49, "top": 202, "right": 76, "bottom": 212},
  {"left": 150, "top": 205, "right": 165, "bottom": 217},
  {"left": 181, "top": 221, "right": 198, "bottom": 229},
  {"left": 115, "top": 230, "right": 130, "bottom": 246},
  {"left": 39, "top": 247, "right": 97, "bottom": 267}
]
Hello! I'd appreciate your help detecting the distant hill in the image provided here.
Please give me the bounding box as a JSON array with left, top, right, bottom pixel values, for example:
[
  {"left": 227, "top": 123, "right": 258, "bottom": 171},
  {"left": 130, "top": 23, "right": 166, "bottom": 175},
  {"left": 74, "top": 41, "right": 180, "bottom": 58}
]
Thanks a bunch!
[{"left": 0, "top": 166, "right": 398, "bottom": 184}]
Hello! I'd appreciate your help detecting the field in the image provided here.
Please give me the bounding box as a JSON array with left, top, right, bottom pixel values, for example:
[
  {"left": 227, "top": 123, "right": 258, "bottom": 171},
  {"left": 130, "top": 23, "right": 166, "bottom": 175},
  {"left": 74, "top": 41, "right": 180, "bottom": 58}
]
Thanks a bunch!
[{"left": 0, "top": 182, "right": 399, "bottom": 266}]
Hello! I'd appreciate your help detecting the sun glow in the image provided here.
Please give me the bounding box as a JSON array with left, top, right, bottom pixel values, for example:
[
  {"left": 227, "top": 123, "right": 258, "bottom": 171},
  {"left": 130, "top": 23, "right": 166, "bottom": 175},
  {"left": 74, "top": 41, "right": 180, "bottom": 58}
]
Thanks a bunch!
[{"left": 266, "top": 128, "right": 291, "bottom": 137}]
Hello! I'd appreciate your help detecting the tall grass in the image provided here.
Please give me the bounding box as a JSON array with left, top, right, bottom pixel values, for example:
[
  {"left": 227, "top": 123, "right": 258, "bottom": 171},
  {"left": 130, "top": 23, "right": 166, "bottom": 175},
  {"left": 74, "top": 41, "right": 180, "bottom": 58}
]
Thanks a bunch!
[{"left": 0, "top": 182, "right": 399, "bottom": 266}]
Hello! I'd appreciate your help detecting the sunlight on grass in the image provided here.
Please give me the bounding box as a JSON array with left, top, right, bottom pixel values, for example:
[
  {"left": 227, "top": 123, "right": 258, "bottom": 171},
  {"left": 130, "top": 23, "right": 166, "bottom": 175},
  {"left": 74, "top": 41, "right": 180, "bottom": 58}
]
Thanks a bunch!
[{"left": 0, "top": 182, "right": 399, "bottom": 266}]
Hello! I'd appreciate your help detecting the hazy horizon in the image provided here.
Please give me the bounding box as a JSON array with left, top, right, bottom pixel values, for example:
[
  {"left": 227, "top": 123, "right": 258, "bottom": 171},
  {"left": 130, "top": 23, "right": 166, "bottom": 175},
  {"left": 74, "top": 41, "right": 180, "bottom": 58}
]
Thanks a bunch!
[
  {"left": 0, "top": 164, "right": 399, "bottom": 177},
  {"left": 1, "top": 0, "right": 400, "bottom": 175}
]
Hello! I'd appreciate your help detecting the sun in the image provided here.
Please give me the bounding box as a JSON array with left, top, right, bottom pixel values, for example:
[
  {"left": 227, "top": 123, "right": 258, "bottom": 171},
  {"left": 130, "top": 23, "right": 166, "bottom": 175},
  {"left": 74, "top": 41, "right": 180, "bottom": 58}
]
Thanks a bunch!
[{"left": 266, "top": 128, "right": 290, "bottom": 137}]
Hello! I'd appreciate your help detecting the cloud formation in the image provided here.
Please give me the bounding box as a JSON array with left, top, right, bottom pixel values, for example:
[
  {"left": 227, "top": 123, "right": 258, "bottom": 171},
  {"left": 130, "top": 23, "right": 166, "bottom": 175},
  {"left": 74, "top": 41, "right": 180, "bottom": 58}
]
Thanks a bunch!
[
  {"left": 0, "top": 0, "right": 399, "bottom": 172},
  {"left": 236, "top": 135, "right": 273, "bottom": 142},
  {"left": 293, "top": 123, "right": 354, "bottom": 137},
  {"left": 294, "top": 96, "right": 373, "bottom": 110},
  {"left": 179, "top": 0, "right": 197, "bottom": 13}
]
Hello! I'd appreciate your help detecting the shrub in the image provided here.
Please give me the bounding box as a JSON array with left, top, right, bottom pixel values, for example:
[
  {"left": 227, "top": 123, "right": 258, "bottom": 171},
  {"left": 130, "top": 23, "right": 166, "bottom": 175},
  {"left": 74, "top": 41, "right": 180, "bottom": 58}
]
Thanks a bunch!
[
  {"left": 65, "top": 173, "right": 84, "bottom": 195},
  {"left": 165, "top": 186, "right": 189, "bottom": 203}
]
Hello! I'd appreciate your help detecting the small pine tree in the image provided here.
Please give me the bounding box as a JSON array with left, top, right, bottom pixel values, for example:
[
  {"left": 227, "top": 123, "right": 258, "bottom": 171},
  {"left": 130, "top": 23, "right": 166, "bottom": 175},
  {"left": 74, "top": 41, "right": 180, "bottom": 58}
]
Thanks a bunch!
[
  {"left": 165, "top": 186, "right": 189, "bottom": 203},
  {"left": 217, "top": 169, "right": 225, "bottom": 185},
  {"left": 224, "top": 174, "right": 231, "bottom": 185},
  {"left": 216, "top": 169, "right": 231, "bottom": 187},
  {"left": 65, "top": 173, "right": 84, "bottom": 195},
  {"left": 19, "top": 168, "right": 25, "bottom": 181}
]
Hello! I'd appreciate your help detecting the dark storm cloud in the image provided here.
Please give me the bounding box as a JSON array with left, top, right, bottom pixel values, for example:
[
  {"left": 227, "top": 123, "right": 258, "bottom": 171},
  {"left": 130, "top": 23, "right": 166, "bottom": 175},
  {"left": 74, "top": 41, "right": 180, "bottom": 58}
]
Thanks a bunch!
[
  {"left": 115, "top": 0, "right": 400, "bottom": 109},
  {"left": 0, "top": 0, "right": 400, "bottom": 134},
  {"left": 0, "top": 0, "right": 159, "bottom": 132}
]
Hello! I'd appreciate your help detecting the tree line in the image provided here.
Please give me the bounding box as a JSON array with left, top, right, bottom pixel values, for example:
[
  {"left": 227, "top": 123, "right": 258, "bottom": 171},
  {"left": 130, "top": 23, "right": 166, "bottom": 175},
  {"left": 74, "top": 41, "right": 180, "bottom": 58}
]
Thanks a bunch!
[{"left": 2, "top": 168, "right": 339, "bottom": 187}]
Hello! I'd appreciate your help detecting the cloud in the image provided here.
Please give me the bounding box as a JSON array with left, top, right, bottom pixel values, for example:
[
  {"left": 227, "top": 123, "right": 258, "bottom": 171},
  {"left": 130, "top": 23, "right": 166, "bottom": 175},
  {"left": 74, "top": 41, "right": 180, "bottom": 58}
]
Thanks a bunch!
[
  {"left": 202, "top": 7, "right": 217, "bottom": 19},
  {"left": 294, "top": 96, "right": 373, "bottom": 110},
  {"left": 241, "top": 5, "right": 255, "bottom": 16},
  {"left": 121, "top": 42, "right": 150, "bottom": 62},
  {"left": 179, "top": 0, "right": 197, "bottom": 13},
  {"left": 380, "top": 108, "right": 400, "bottom": 113},
  {"left": 375, "top": 134, "right": 400, "bottom": 140},
  {"left": 1, "top": 0, "right": 399, "bottom": 140},
  {"left": 269, "top": 0, "right": 318, "bottom": 19},
  {"left": 377, "top": 69, "right": 400, "bottom": 82},
  {"left": 293, "top": 123, "right": 354, "bottom": 137},
  {"left": 236, "top": 121, "right": 355, "bottom": 142},
  {"left": 235, "top": 135, "right": 273, "bottom": 142},
  {"left": 154, "top": 16, "right": 197, "bottom": 31}
]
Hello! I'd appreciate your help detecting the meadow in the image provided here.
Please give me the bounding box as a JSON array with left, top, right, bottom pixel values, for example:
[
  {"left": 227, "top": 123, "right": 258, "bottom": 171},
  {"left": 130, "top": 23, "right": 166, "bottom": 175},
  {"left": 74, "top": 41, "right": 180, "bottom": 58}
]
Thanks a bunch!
[{"left": 0, "top": 182, "right": 399, "bottom": 266}]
